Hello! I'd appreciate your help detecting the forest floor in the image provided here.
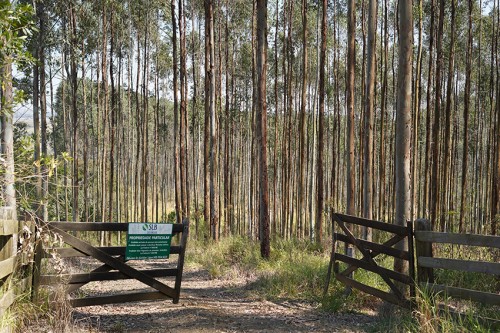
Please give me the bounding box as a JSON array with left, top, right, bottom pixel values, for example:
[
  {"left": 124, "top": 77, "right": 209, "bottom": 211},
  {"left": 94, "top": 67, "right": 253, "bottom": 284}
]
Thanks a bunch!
[{"left": 36, "top": 259, "right": 380, "bottom": 333}]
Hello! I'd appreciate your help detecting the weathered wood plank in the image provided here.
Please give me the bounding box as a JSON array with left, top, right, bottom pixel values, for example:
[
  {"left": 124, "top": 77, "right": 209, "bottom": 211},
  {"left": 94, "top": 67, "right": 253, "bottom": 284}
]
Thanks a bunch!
[
  {"left": 46, "top": 224, "right": 177, "bottom": 299},
  {"left": 174, "top": 219, "right": 189, "bottom": 303},
  {"left": 48, "top": 222, "right": 183, "bottom": 233},
  {"left": 406, "top": 221, "right": 416, "bottom": 299},
  {"left": 70, "top": 291, "right": 170, "bottom": 307},
  {"left": 45, "top": 246, "right": 182, "bottom": 258},
  {"left": 0, "top": 220, "right": 18, "bottom": 236},
  {"left": 418, "top": 257, "right": 500, "bottom": 275},
  {"left": 40, "top": 268, "right": 178, "bottom": 285},
  {"left": 16, "top": 276, "right": 32, "bottom": 294},
  {"left": 336, "top": 253, "right": 412, "bottom": 285},
  {"left": 414, "top": 219, "right": 434, "bottom": 284},
  {"left": 0, "top": 256, "right": 15, "bottom": 280},
  {"left": 0, "top": 289, "right": 15, "bottom": 316},
  {"left": 414, "top": 231, "right": 500, "bottom": 249},
  {"left": 335, "top": 233, "right": 410, "bottom": 260},
  {"left": 333, "top": 213, "right": 408, "bottom": 236},
  {"left": 335, "top": 273, "right": 410, "bottom": 308},
  {"left": 422, "top": 283, "right": 500, "bottom": 305},
  {"left": 66, "top": 261, "right": 119, "bottom": 294}
]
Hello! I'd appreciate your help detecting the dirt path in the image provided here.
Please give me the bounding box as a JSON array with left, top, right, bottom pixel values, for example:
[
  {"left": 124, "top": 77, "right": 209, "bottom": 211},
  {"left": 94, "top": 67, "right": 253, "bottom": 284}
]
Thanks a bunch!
[{"left": 65, "top": 261, "right": 378, "bottom": 333}]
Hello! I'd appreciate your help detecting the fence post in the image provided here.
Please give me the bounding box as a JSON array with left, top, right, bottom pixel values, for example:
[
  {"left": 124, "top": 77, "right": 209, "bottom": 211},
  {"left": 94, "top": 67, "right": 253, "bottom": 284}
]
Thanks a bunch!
[{"left": 414, "top": 219, "right": 434, "bottom": 284}]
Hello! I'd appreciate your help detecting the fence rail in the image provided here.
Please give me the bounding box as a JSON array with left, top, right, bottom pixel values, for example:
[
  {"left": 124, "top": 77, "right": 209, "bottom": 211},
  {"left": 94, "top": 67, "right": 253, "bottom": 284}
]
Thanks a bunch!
[
  {"left": 0, "top": 207, "right": 35, "bottom": 329},
  {"left": 414, "top": 219, "right": 500, "bottom": 324}
]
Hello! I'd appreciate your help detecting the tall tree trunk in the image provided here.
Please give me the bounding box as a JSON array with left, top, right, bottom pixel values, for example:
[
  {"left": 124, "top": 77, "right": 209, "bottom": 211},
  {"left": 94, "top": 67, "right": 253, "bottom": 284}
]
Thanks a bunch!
[
  {"left": 492, "top": 0, "right": 499, "bottom": 236},
  {"left": 204, "top": 0, "right": 212, "bottom": 234},
  {"left": 298, "top": 0, "right": 308, "bottom": 239},
  {"left": 431, "top": 0, "right": 445, "bottom": 228},
  {"left": 205, "top": 0, "right": 218, "bottom": 240},
  {"left": 378, "top": 0, "right": 388, "bottom": 221},
  {"left": 179, "top": 0, "right": 189, "bottom": 220},
  {"left": 424, "top": 0, "right": 436, "bottom": 217},
  {"left": 460, "top": 0, "right": 473, "bottom": 233},
  {"left": 256, "top": 0, "right": 270, "bottom": 259},
  {"left": 440, "top": 0, "right": 455, "bottom": 231},
  {"left": 172, "top": 0, "right": 181, "bottom": 223},
  {"left": 1, "top": 60, "right": 16, "bottom": 214},
  {"left": 412, "top": 0, "right": 423, "bottom": 220},
  {"left": 346, "top": 0, "right": 356, "bottom": 219},
  {"left": 108, "top": 10, "right": 116, "bottom": 224},
  {"left": 70, "top": 7, "right": 79, "bottom": 222},
  {"left": 38, "top": 2, "right": 48, "bottom": 221},
  {"left": 315, "top": 0, "right": 327, "bottom": 244},
  {"left": 363, "top": 0, "right": 376, "bottom": 241},
  {"left": 394, "top": 0, "right": 412, "bottom": 278}
]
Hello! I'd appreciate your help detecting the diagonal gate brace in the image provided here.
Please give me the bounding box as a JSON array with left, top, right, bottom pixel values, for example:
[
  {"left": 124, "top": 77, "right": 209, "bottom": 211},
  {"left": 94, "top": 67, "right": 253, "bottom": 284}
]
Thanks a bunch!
[
  {"left": 334, "top": 217, "right": 403, "bottom": 299},
  {"left": 46, "top": 224, "right": 176, "bottom": 299}
]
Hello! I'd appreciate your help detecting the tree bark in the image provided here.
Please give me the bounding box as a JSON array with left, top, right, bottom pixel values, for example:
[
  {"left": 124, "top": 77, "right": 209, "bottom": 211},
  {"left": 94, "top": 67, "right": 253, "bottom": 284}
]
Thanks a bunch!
[
  {"left": 1, "top": 60, "right": 16, "bottom": 213},
  {"left": 346, "top": 0, "right": 356, "bottom": 219},
  {"left": 256, "top": 0, "right": 270, "bottom": 258},
  {"left": 394, "top": 0, "right": 412, "bottom": 279},
  {"left": 460, "top": 0, "right": 473, "bottom": 233},
  {"left": 363, "top": 0, "right": 376, "bottom": 241},
  {"left": 315, "top": 0, "right": 327, "bottom": 244},
  {"left": 298, "top": 0, "right": 308, "bottom": 239}
]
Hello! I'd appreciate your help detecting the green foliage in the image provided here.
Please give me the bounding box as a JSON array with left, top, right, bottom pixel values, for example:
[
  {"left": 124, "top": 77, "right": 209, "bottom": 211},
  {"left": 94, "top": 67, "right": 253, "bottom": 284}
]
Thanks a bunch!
[{"left": 0, "top": 0, "right": 35, "bottom": 67}]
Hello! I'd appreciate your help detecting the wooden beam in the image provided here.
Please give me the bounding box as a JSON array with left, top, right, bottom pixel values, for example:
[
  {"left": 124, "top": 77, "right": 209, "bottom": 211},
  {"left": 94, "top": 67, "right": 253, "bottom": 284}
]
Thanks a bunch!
[
  {"left": 40, "top": 268, "right": 178, "bottom": 285},
  {"left": 48, "top": 222, "right": 184, "bottom": 233},
  {"left": 423, "top": 283, "right": 500, "bottom": 306},
  {"left": 336, "top": 253, "right": 412, "bottom": 285},
  {"left": 174, "top": 219, "right": 189, "bottom": 304},
  {"left": 335, "top": 273, "right": 410, "bottom": 308},
  {"left": 45, "top": 246, "right": 182, "bottom": 258},
  {"left": 0, "top": 220, "right": 18, "bottom": 236},
  {"left": 0, "top": 256, "right": 15, "bottom": 279},
  {"left": 418, "top": 257, "right": 500, "bottom": 275},
  {"left": 70, "top": 291, "right": 170, "bottom": 307},
  {"left": 0, "top": 289, "right": 15, "bottom": 316},
  {"left": 335, "top": 233, "right": 410, "bottom": 260},
  {"left": 333, "top": 213, "right": 409, "bottom": 236},
  {"left": 414, "top": 231, "right": 500, "bottom": 249}
]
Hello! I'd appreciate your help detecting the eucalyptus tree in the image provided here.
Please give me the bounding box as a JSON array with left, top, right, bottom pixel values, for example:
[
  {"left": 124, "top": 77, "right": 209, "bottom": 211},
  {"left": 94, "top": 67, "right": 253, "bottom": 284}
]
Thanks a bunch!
[
  {"left": 256, "top": 0, "right": 269, "bottom": 258},
  {"left": 0, "top": 0, "right": 34, "bottom": 216},
  {"left": 205, "top": 0, "right": 218, "bottom": 240},
  {"left": 315, "top": 0, "right": 326, "bottom": 244},
  {"left": 346, "top": 0, "right": 356, "bottom": 220},
  {"left": 394, "top": 0, "right": 412, "bottom": 277},
  {"left": 298, "top": 0, "right": 307, "bottom": 238},
  {"left": 362, "top": 0, "right": 376, "bottom": 241}
]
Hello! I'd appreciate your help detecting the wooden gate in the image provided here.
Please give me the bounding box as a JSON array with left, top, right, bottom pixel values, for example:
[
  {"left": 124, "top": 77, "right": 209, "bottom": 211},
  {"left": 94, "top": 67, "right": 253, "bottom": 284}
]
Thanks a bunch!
[
  {"left": 33, "top": 220, "right": 189, "bottom": 307},
  {"left": 331, "top": 213, "right": 415, "bottom": 308}
]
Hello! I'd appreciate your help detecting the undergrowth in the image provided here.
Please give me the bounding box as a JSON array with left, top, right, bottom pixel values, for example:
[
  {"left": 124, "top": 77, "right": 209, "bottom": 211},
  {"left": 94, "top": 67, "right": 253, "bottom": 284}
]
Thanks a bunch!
[{"left": 187, "top": 236, "right": 500, "bottom": 332}]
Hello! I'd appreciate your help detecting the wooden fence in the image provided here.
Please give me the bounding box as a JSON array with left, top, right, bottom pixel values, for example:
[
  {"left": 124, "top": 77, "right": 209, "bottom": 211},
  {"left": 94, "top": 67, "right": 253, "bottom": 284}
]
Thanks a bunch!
[
  {"left": 414, "top": 219, "right": 500, "bottom": 307},
  {"left": 0, "top": 207, "right": 35, "bottom": 331},
  {"left": 34, "top": 220, "right": 189, "bottom": 307},
  {"left": 327, "top": 214, "right": 499, "bottom": 329},
  {"left": 331, "top": 213, "right": 415, "bottom": 308}
]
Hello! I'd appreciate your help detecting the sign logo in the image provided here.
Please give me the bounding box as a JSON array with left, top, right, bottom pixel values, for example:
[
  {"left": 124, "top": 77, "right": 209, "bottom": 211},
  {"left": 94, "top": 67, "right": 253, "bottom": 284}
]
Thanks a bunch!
[{"left": 125, "top": 223, "right": 173, "bottom": 260}]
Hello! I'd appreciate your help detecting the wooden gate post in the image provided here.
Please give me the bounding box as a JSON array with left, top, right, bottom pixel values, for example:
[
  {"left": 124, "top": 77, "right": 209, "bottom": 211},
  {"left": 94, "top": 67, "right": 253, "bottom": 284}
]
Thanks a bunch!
[{"left": 414, "top": 219, "right": 434, "bottom": 284}]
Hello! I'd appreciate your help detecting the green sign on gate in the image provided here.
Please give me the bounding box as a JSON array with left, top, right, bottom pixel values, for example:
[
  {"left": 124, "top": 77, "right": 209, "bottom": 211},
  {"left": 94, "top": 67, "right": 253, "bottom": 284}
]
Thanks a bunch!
[{"left": 126, "top": 223, "right": 173, "bottom": 260}]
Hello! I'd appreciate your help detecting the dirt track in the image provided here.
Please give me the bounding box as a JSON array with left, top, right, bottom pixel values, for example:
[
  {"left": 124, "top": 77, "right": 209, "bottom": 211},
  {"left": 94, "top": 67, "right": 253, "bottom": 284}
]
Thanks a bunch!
[{"left": 65, "top": 263, "right": 378, "bottom": 333}]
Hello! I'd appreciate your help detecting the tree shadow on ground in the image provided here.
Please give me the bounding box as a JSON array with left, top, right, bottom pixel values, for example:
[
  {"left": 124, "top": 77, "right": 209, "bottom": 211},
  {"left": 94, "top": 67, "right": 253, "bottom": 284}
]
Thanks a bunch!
[{"left": 71, "top": 268, "right": 378, "bottom": 333}]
